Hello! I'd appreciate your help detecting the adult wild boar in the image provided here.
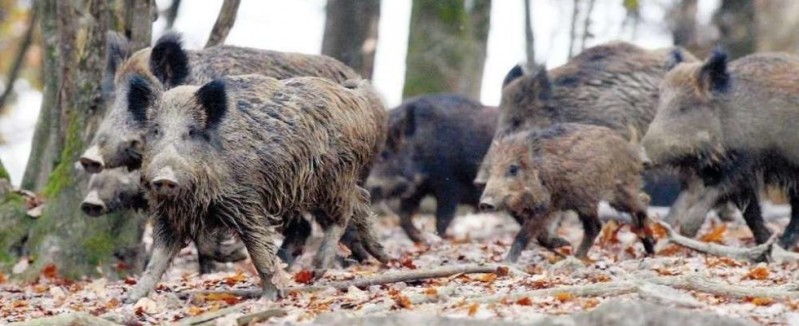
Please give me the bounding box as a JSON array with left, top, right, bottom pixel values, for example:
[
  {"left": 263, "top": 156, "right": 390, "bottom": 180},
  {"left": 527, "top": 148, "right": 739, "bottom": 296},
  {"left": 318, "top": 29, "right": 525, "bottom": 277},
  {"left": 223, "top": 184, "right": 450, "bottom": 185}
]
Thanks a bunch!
[
  {"left": 642, "top": 49, "right": 799, "bottom": 249},
  {"left": 126, "top": 75, "right": 386, "bottom": 302},
  {"left": 480, "top": 124, "right": 655, "bottom": 262},
  {"left": 367, "top": 95, "right": 498, "bottom": 243},
  {"left": 79, "top": 32, "right": 359, "bottom": 173},
  {"left": 80, "top": 168, "right": 248, "bottom": 273}
]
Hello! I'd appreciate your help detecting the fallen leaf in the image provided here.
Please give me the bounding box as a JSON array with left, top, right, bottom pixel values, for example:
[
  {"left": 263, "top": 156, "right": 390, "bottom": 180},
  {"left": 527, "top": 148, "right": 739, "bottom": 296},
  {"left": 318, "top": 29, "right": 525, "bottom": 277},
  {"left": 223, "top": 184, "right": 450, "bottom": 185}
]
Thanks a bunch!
[
  {"left": 32, "top": 284, "right": 48, "bottom": 293},
  {"left": 478, "top": 273, "right": 497, "bottom": 283},
  {"left": 393, "top": 295, "right": 412, "bottom": 309},
  {"left": 0, "top": 272, "right": 6, "bottom": 284},
  {"left": 201, "top": 293, "right": 240, "bottom": 305},
  {"left": 467, "top": 303, "right": 479, "bottom": 316},
  {"left": 124, "top": 277, "right": 137, "bottom": 285},
  {"left": 400, "top": 257, "right": 417, "bottom": 270},
  {"left": 294, "top": 270, "right": 314, "bottom": 285},
  {"left": 516, "top": 297, "right": 533, "bottom": 306},
  {"left": 106, "top": 298, "right": 120, "bottom": 309},
  {"left": 134, "top": 297, "right": 162, "bottom": 315},
  {"left": 654, "top": 267, "right": 676, "bottom": 276},
  {"left": 13, "top": 300, "right": 28, "bottom": 308},
  {"left": 599, "top": 220, "right": 621, "bottom": 246},
  {"left": 583, "top": 298, "right": 600, "bottom": 309},
  {"left": 657, "top": 245, "right": 684, "bottom": 256},
  {"left": 700, "top": 224, "right": 727, "bottom": 244},
  {"left": 187, "top": 306, "right": 203, "bottom": 316},
  {"left": 650, "top": 222, "right": 668, "bottom": 239},
  {"left": 746, "top": 266, "right": 770, "bottom": 280},
  {"left": 750, "top": 297, "right": 774, "bottom": 306},
  {"left": 555, "top": 292, "right": 574, "bottom": 302},
  {"left": 424, "top": 287, "right": 438, "bottom": 296},
  {"left": 224, "top": 271, "right": 247, "bottom": 286},
  {"left": 41, "top": 264, "right": 58, "bottom": 279},
  {"left": 495, "top": 266, "right": 510, "bottom": 277}
]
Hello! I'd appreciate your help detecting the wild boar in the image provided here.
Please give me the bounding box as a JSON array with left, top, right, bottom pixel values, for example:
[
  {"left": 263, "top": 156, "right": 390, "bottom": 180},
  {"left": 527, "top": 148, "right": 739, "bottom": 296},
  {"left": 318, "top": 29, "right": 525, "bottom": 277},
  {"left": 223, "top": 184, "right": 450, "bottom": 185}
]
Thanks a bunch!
[
  {"left": 642, "top": 49, "right": 799, "bottom": 248},
  {"left": 126, "top": 74, "right": 386, "bottom": 302},
  {"left": 366, "top": 94, "right": 500, "bottom": 242},
  {"left": 480, "top": 123, "right": 655, "bottom": 262}
]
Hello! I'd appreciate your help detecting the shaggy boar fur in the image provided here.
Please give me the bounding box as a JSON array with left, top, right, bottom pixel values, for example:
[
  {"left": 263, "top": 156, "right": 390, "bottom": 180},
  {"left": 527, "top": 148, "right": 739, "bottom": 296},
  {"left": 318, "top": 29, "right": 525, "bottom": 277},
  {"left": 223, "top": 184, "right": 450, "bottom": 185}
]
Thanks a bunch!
[
  {"left": 480, "top": 124, "right": 655, "bottom": 262},
  {"left": 126, "top": 75, "right": 385, "bottom": 302},
  {"left": 366, "top": 95, "right": 499, "bottom": 242},
  {"left": 642, "top": 50, "right": 799, "bottom": 248}
]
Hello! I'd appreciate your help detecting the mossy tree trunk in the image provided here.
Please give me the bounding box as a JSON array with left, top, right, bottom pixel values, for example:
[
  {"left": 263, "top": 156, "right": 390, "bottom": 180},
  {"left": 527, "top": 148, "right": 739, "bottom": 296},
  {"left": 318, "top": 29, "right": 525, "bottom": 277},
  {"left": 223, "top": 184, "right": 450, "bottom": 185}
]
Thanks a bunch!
[
  {"left": 712, "top": 0, "right": 755, "bottom": 59},
  {"left": 402, "top": 0, "right": 491, "bottom": 99},
  {"left": 321, "top": 0, "right": 381, "bottom": 79},
  {"left": 0, "top": 0, "right": 153, "bottom": 280}
]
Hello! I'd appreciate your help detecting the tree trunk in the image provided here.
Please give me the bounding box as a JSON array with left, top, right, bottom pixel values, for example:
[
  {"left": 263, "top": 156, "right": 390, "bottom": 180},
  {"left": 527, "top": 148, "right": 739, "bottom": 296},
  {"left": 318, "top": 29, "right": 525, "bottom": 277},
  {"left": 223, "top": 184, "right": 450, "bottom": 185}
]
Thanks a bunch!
[
  {"left": 755, "top": 0, "right": 799, "bottom": 53},
  {"left": 712, "top": 0, "right": 755, "bottom": 59},
  {"left": 402, "top": 0, "right": 491, "bottom": 99},
  {"left": 1, "top": 0, "right": 152, "bottom": 279},
  {"left": 321, "top": 0, "right": 381, "bottom": 79},
  {"left": 205, "top": 0, "right": 242, "bottom": 48},
  {"left": 523, "top": 0, "right": 535, "bottom": 64}
]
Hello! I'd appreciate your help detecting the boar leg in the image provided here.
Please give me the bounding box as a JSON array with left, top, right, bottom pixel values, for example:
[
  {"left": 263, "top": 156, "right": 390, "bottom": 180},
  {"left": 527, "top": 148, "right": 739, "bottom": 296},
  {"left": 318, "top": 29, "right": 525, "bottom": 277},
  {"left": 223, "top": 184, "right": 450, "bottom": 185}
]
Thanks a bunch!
[
  {"left": 678, "top": 185, "right": 724, "bottom": 238},
  {"left": 313, "top": 194, "right": 355, "bottom": 272},
  {"left": 734, "top": 187, "right": 772, "bottom": 244},
  {"left": 195, "top": 234, "right": 218, "bottom": 274},
  {"left": 238, "top": 216, "right": 281, "bottom": 300},
  {"left": 575, "top": 206, "right": 601, "bottom": 259},
  {"left": 434, "top": 189, "right": 462, "bottom": 238},
  {"left": 506, "top": 210, "right": 562, "bottom": 262},
  {"left": 778, "top": 189, "right": 799, "bottom": 249},
  {"left": 398, "top": 192, "right": 426, "bottom": 243},
  {"left": 278, "top": 215, "right": 312, "bottom": 267},
  {"left": 126, "top": 219, "right": 181, "bottom": 303},
  {"left": 611, "top": 188, "right": 656, "bottom": 255},
  {"left": 506, "top": 218, "right": 533, "bottom": 263},
  {"left": 350, "top": 188, "right": 389, "bottom": 263}
]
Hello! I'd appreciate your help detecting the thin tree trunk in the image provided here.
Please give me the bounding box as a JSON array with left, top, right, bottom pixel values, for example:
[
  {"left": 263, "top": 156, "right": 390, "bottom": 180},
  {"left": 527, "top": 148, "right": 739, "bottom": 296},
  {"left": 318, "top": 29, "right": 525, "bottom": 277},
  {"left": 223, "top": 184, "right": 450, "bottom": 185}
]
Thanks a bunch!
[
  {"left": 321, "top": 0, "right": 381, "bottom": 79},
  {"left": 523, "top": 0, "right": 535, "bottom": 64},
  {"left": 580, "top": 0, "right": 595, "bottom": 51},
  {"left": 3, "top": 0, "right": 151, "bottom": 279},
  {"left": 403, "top": 0, "right": 491, "bottom": 99},
  {"left": 712, "top": 0, "right": 756, "bottom": 59},
  {"left": 205, "top": 0, "right": 242, "bottom": 48},
  {"left": 124, "top": 0, "right": 154, "bottom": 49},
  {"left": 165, "top": 0, "right": 181, "bottom": 30},
  {"left": 0, "top": 8, "right": 37, "bottom": 113},
  {"left": 567, "top": 0, "right": 580, "bottom": 59}
]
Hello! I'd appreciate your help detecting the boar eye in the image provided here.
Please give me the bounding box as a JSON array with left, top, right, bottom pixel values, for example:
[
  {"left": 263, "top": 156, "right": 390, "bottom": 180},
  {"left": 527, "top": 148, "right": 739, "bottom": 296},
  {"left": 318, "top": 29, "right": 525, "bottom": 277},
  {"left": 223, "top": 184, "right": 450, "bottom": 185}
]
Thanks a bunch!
[{"left": 506, "top": 164, "right": 520, "bottom": 177}]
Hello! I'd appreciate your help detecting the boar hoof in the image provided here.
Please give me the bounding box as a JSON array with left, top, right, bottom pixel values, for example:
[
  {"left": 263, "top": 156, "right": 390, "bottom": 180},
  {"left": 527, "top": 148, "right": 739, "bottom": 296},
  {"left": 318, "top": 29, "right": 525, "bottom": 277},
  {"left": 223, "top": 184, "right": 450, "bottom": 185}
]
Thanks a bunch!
[
  {"left": 125, "top": 288, "right": 149, "bottom": 304},
  {"left": 312, "top": 268, "right": 328, "bottom": 281},
  {"left": 261, "top": 285, "right": 280, "bottom": 301}
]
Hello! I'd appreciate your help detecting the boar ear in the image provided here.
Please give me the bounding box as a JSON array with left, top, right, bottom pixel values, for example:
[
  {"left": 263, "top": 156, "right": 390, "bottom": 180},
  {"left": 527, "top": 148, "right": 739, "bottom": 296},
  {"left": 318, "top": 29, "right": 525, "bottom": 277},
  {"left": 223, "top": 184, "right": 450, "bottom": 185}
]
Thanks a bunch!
[
  {"left": 664, "top": 48, "right": 685, "bottom": 71},
  {"left": 102, "top": 31, "right": 131, "bottom": 99},
  {"left": 127, "top": 75, "right": 153, "bottom": 125},
  {"left": 196, "top": 79, "right": 228, "bottom": 130},
  {"left": 150, "top": 32, "right": 190, "bottom": 88},
  {"left": 502, "top": 64, "right": 525, "bottom": 88},
  {"left": 530, "top": 65, "right": 552, "bottom": 101},
  {"left": 698, "top": 48, "right": 730, "bottom": 94}
]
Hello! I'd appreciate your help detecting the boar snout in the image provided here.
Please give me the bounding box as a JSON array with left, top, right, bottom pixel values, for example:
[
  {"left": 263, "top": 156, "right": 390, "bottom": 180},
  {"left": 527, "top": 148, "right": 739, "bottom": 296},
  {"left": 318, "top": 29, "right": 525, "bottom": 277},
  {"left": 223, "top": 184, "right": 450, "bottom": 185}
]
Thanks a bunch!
[
  {"left": 150, "top": 166, "right": 180, "bottom": 197},
  {"left": 81, "top": 190, "right": 107, "bottom": 217},
  {"left": 479, "top": 196, "right": 497, "bottom": 211},
  {"left": 639, "top": 147, "right": 653, "bottom": 169},
  {"left": 80, "top": 145, "right": 105, "bottom": 173}
]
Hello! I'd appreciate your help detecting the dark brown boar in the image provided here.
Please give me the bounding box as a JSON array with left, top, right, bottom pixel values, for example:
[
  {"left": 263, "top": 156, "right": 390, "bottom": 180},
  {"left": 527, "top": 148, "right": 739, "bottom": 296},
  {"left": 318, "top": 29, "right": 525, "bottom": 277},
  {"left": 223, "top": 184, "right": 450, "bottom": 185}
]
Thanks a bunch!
[
  {"left": 641, "top": 49, "right": 799, "bottom": 249},
  {"left": 80, "top": 32, "right": 360, "bottom": 173},
  {"left": 125, "top": 74, "right": 385, "bottom": 302},
  {"left": 80, "top": 168, "right": 248, "bottom": 273},
  {"left": 479, "top": 123, "right": 655, "bottom": 262},
  {"left": 366, "top": 94, "right": 500, "bottom": 242}
]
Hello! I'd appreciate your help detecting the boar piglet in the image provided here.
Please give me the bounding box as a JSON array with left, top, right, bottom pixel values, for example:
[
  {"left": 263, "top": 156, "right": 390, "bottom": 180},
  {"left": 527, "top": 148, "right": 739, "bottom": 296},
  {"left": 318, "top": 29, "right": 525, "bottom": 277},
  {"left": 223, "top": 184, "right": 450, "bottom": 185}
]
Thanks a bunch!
[
  {"left": 125, "top": 74, "right": 386, "bottom": 302},
  {"left": 642, "top": 49, "right": 799, "bottom": 249},
  {"left": 80, "top": 168, "right": 248, "bottom": 274},
  {"left": 80, "top": 31, "right": 359, "bottom": 173},
  {"left": 480, "top": 123, "right": 655, "bottom": 262},
  {"left": 366, "top": 95, "right": 498, "bottom": 242}
]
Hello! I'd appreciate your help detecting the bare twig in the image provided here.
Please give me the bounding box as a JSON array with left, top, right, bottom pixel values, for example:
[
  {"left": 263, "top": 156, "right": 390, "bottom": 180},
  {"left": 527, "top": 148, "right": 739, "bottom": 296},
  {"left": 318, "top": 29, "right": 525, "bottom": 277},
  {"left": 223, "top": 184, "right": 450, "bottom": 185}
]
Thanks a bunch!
[
  {"left": 579, "top": 0, "right": 595, "bottom": 51},
  {"left": 0, "top": 8, "right": 37, "bottom": 113},
  {"left": 164, "top": 0, "right": 181, "bottom": 29},
  {"left": 523, "top": 0, "right": 535, "bottom": 63},
  {"left": 567, "top": 0, "right": 581, "bottom": 58},
  {"left": 205, "top": 0, "right": 242, "bottom": 48},
  {"left": 657, "top": 221, "right": 799, "bottom": 263}
]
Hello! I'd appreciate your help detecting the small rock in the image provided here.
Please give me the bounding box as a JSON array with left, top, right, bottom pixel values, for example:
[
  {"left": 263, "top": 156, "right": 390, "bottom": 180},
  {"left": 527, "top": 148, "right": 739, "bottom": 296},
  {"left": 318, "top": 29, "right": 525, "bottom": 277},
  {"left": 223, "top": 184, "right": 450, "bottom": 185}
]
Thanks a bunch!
[{"left": 134, "top": 297, "right": 162, "bottom": 315}]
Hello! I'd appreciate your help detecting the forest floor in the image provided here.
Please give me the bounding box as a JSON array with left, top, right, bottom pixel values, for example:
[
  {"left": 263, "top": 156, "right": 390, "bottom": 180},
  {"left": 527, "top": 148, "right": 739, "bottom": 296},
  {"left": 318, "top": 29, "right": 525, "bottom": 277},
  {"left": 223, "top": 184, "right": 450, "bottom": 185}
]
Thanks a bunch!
[{"left": 2, "top": 204, "right": 799, "bottom": 325}]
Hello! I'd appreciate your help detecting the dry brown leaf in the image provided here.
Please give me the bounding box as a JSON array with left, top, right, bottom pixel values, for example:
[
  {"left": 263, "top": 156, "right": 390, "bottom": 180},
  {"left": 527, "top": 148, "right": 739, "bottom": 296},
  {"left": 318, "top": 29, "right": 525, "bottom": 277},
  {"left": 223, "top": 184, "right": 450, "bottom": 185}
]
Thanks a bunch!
[
  {"left": 516, "top": 297, "right": 533, "bottom": 306},
  {"left": 424, "top": 287, "right": 438, "bottom": 296},
  {"left": 746, "top": 266, "right": 770, "bottom": 280},
  {"left": 294, "top": 270, "right": 314, "bottom": 285},
  {"left": 555, "top": 292, "right": 574, "bottom": 302},
  {"left": 32, "top": 284, "right": 48, "bottom": 293},
  {"left": 478, "top": 273, "right": 498, "bottom": 283},
  {"left": 582, "top": 298, "right": 600, "bottom": 309},
  {"left": 41, "top": 264, "right": 58, "bottom": 279},
  {"left": 106, "top": 298, "right": 120, "bottom": 309},
  {"left": 12, "top": 300, "right": 28, "bottom": 308},
  {"left": 654, "top": 267, "right": 676, "bottom": 276},
  {"left": 650, "top": 222, "right": 668, "bottom": 239},
  {"left": 599, "top": 220, "right": 621, "bottom": 246},
  {"left": 749, "top": 297, "right": 774, "bottom": 306},
  {"left": 657, "top": 245, "right": 684, "bottom": 256},
  {"left": 495, "top": 266, "right": 510, "bottom": 277},
  {"left": 706, "top": 257, "right": 743, "bottom": 268},
  {"left": 201, "top": 293, "right": 241, "bottom": 305},
  {"left": 187, "top": 306, "right": 203, "bottom": 316},
  {"left": 0, "top": 272, "right": 6, "bottom": 284},
  {"left": 700, "top": 224, "right": 727, "bottom": 244},
  {"left": 393, "top": 295, "right": 412, "bottom": 309},
  {"left": 467, "top": 303, "right": 479, "bottom": 316},
  {"left": 123, "top": 277, "right": 137, "bottom": 285},
  {"left": 400, "top": 257, "right": 417, "bottom": 270},
  {"left": 224, "top": 271, "right": 247, "bottom": 286}
]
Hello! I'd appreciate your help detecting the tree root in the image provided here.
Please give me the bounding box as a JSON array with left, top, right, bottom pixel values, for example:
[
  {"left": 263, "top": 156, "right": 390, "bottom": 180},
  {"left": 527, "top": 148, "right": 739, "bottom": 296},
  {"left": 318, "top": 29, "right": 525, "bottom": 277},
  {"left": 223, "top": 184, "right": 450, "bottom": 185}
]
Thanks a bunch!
[
  {"left": 657, "top": 221, "right": 799, "bottom": 263},
  {"left": 187, "top": 263, "right": 519, "bottom": 299}
]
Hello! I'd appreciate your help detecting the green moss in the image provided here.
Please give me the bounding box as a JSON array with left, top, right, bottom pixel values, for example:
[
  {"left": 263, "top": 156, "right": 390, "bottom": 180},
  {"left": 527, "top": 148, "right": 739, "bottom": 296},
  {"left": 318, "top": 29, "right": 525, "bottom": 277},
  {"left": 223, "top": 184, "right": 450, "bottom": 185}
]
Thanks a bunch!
[
  {"left": 0, "top": 197, "right": 32, "bottom": 269},
  {"left": 82, "top": 232, "right": 115, "bottom": 266},
  {"left": 43, "top": 111, "right": 84, "bottom": 198},
  {"left": 0, "top": 160, "right": 10, "bottom": 182}
]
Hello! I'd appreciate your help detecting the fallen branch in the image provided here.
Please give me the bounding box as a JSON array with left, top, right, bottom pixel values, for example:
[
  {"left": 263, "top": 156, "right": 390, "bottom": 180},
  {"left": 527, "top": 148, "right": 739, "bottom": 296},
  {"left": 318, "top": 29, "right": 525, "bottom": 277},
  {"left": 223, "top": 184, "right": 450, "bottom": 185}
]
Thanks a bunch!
[
  {"left": 656, "top": 220, "right": 799, "bottom": 263},
  {"left": 471, "top": 279, "right": 640, "bottom": 304},
  {"left": 187, "top": 264, "right": 515, "bottom": 299},
  {"left": 176, "top": 302, "right": 249, "bottom": 326},
  {"left": 9, "top": 312, "right": 119, "bottom": 326},
  {"left": 649, "top": 274, "right": 799, "bottom": 299},
  {"left": 236, "top": 308, "right": 287, "bottom": 325}
]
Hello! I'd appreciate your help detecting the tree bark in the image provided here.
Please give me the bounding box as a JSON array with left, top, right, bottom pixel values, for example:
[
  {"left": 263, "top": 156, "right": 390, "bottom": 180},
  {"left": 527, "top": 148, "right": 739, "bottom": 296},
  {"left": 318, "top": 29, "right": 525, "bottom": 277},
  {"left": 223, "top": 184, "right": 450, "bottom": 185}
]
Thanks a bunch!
[
  {"left": 2, "top": 0, "right": 151, "bottom": 279},
  {"left": 402, "top": 0, "right": 491, "bottom": 99},
  {"left": 712, "top": 0, "right": 755, "bottom": 59},
  {"left": 321, "top": 0, "right": 381, "bottom": 79},
  {"left": 164, "top": 0, "right": 181, "bottom": 30},
  {"left": 0, "top": 8, "right": 37, "bottom": 113},
  {"left": 205, "top": 0, "right": 242, "bottom": 48},
  {"left": 567, "top": 0, "right": 581, "bottom": 59},
  {"left": 523, "top": 0, "right": 534, "bottom": 64}
]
